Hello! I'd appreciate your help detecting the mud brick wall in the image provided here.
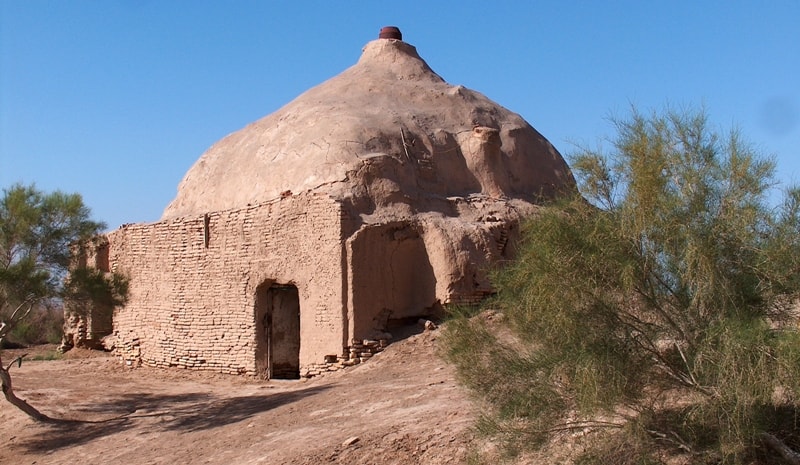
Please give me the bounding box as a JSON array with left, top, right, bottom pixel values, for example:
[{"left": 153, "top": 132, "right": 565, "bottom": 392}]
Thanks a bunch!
[
  {"left": 343, "top": 207, "right": 523, "bottom": 343},
  {"left": 63, "top": 236, "right": 113, "bottom": 349},
  {"left": 301, "top": 338, "right": 389, "bottom": 378},
  {"left": 345, "top": 221, "right": 437, "bottom": 342},
  {"left": 106, "top": 194, "right": 347, "bottom": 376}
]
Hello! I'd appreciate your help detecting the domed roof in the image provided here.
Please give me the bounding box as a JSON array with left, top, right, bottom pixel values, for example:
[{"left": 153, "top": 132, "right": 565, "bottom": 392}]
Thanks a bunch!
[{"left": 162, "top": 31, "right": 574, "bottom": 219}]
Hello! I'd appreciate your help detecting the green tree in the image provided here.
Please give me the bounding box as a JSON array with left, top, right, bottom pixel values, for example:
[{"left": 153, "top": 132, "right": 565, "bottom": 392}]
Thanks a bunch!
[
  {"left": 445, "top": 107, "right": 800, "bottom": 464},
  {"left": 0, "top": 183, "right": 127, "bottom": 422}
]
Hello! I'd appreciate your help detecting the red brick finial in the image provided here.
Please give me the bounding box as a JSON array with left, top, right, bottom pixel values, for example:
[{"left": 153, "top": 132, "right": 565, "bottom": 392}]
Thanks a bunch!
[{"left": 378, "top": 26, "right": 402, "bottom": 40}]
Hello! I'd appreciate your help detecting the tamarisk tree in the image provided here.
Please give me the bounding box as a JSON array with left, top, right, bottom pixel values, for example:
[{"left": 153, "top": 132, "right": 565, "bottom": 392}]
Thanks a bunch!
[
  {"left": 445, "top": 107, "right": 800, "bottom": 464},
  {"left": 0, "top": 184, "right": 127, "bottom": 422}
]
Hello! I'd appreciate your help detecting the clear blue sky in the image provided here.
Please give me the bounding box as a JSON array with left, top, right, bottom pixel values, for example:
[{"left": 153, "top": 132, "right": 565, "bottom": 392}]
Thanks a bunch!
[{"left": 2, "top": 1, "right": 798, "bottom": 229}]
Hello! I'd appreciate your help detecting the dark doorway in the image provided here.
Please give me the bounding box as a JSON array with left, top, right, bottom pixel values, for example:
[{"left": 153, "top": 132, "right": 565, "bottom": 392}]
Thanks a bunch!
[{"left": 254, "top": 283, "right": 301, "bottom": 379}]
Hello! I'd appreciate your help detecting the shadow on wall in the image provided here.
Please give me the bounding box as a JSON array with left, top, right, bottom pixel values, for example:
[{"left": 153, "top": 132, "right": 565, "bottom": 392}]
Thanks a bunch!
[{"left": 349, "top": 222, "right": 438, "bottom": 341}]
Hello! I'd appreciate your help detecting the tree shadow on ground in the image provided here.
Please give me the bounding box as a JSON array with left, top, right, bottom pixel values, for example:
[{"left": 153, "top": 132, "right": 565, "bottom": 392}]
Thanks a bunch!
[{"left": 17, "top": 384, "right": 331, "bottom": 453}]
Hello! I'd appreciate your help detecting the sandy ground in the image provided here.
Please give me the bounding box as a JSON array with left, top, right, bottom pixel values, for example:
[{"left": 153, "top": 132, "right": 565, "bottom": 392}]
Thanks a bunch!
[{"left": 0, "top": 327, "right": 476, "bottom": 465}]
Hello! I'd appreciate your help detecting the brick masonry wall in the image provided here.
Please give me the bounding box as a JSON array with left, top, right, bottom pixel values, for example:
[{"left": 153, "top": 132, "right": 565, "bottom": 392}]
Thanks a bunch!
[{"left": 105, "top": 194, "right": 346, "bottom": 376}]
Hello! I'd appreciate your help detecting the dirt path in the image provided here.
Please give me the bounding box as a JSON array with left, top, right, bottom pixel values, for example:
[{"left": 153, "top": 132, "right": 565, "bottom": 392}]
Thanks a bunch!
[{"left": 0, "top": 328, "right": 475, "bottom": 465}]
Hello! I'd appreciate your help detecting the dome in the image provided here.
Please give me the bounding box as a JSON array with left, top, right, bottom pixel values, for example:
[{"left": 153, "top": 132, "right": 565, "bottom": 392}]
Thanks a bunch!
[{"left": 162, "top": 32, "right": 574, "bottom": 220}]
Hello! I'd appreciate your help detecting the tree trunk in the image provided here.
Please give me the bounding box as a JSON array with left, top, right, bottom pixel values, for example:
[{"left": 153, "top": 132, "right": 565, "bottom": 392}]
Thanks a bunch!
[
  {"left": 761, "top": 432, "right": 800, "bottom": 465},
  {"left": 0, "top": 356, "right": 51, "bottom": 422}
]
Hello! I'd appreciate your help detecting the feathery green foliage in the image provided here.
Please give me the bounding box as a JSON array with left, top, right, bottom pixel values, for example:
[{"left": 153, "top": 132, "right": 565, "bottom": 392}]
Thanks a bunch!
[
  {"left": 0, "top": 183, "right": 128, "bottom": 341},
  {"left": 444, "top": 107, "right": 800, "bottom": 464},
  {"left": 0, "top": 184, "right": 104, "bottom": 308},
  {"left": 0, "top": 183, "right": 128, "bottom": 421}
]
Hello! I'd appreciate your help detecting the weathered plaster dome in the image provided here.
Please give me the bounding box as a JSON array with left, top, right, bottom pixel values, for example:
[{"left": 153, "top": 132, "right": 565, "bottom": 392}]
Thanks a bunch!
[
  {"left": 162, "top": 34, "right": 574, "bottom": 219},
  {"left": 67, "top": 29, "right": 580, "bottom": 377}
]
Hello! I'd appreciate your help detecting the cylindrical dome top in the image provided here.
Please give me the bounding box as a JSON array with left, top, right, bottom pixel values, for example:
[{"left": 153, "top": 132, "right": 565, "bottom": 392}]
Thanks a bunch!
[{"left": 378, "top": 26, "right": 402, "bottom": 40}]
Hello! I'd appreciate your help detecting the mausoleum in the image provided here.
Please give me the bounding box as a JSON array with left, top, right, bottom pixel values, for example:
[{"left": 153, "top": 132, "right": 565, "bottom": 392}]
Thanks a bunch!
[{"left": 66, "top": 27, "right": 576, "bottom": 378}]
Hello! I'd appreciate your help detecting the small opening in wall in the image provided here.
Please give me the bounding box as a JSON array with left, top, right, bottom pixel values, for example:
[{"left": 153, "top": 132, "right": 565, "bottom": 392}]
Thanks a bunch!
[
  {"left": 95, "top": 243, "right": 110, "bottom": 272},
  {"left": 203, "top": 213, "right": 210, "bottom": 248}
]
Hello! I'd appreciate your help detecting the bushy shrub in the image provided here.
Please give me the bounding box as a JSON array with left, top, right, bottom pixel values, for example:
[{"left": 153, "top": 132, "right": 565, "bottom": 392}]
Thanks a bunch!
[
  {"left": 3, "top": 304, "right": 64, "bottom": 346},
  {"left": 444, "top": 107, "right": 800, "bottom": 464}
]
